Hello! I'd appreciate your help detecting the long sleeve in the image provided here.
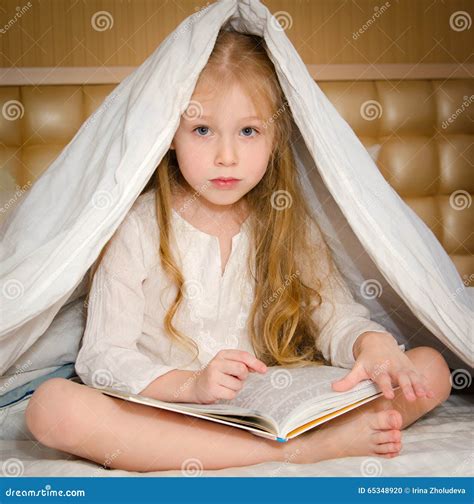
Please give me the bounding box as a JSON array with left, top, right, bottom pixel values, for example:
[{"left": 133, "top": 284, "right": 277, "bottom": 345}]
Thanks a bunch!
[
  {"left": 304, "top": 219, "right": 395, "bottom": 369},
  {"left": 74, "top": 210, "right": 176, "bottom": 395}
]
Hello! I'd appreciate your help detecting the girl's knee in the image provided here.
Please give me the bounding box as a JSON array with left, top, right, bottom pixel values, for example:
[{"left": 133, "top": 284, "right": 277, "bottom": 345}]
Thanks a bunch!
[{"left": 25, "top": 377, "right": 81, "bottom": 449}]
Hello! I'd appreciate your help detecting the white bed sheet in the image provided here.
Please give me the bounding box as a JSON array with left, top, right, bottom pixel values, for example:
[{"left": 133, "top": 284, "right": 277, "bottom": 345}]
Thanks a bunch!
[{"left": 1, "top": 393, "right": 472, "bottom": 477}]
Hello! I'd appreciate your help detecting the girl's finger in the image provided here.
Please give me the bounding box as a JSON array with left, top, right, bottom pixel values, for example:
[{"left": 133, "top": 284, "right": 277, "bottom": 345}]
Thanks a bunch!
[
  {"left": 222, "top": 350, "right": 267, "bottom": 373},
  {"left": 375, "top": 372, "right": 395, "bottom": 399},
  {"left": 418, "top": 372, "right": 436, "bottom": 398},
  {"left": 218, "top": 373, "right": 244, "bottom": 392},
  {"left": 397, "top": 371, "right": 416, "bottom": 401},
  {"left": 408, "top": 370, "right": 427, "bottom": 398},
  {"left": 222, "top": 360, "right": 249, "bottom": 381}
]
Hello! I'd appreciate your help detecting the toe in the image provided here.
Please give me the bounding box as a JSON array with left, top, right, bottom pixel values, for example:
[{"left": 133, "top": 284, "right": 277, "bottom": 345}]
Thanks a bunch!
[
  {"left": 374, "top": 442, "right": 401, "bottom": 454},
  {"left": 390, "top": 410, "right": 403, "bottom": 430},
  {"left": 373, "top": 429, "right": 401, "bottom": 444},
  {"left": 380, "top": 452, "right": 400, "bottom": 459},
  {"left": 373, "top": 409, "right": 403, "bottom": 430}
]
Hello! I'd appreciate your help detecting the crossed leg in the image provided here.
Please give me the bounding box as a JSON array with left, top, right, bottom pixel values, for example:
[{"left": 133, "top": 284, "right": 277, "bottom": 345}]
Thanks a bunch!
[{"left": 24, "top": 346, "right": 452, "bottom": 472}]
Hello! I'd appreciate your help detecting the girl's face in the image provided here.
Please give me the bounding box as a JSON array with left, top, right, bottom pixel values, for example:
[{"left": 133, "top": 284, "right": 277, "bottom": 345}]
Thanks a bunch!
[{"left": 170, "top": 83, "right": 274, "bottom": 211}]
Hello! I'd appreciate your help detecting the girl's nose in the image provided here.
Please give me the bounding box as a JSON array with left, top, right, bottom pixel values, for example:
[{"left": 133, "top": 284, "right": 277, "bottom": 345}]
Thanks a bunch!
[{"left": 215, "top": 137, "right": 237, "bottom": 166}]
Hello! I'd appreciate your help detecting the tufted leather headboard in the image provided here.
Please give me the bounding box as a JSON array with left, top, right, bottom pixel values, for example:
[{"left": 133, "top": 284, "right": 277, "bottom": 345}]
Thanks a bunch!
[{"left": 0, "top": 77, "right": 472, "bottom": 283}]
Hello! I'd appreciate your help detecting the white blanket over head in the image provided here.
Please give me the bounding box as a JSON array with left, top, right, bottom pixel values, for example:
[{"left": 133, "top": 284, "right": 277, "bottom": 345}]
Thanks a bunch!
[{"left": 0, "top": 0, "right": 472, "bottom": 380}]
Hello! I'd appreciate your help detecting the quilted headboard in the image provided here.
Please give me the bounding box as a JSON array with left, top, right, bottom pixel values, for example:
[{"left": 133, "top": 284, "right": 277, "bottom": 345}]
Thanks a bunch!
[{"left": 0, "top": 78, "right": 472, "bottom": 282}]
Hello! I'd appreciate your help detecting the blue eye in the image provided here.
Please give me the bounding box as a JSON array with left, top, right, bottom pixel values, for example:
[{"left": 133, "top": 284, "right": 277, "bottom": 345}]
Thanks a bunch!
[
  {"left": 192, "top": 126, "right": 259, "bottom": 138},
  {"left": 194, "top": 126, "right": 210, "bottom": 137},
  {"left": 241, "top": 127, "right": 258, "bottom": 137}
]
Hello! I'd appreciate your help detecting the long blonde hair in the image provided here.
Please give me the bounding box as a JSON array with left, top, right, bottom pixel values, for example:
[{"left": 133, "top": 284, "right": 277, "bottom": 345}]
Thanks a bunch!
[{"left": 87, "top": 28, "right": 337, "bottom": 369}]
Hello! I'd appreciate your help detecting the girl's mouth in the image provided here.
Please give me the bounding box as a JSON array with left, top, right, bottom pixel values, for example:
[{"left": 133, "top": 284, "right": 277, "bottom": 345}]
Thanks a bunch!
[{"left": 210, "top": 178, "right": 241, "bottom": 189}]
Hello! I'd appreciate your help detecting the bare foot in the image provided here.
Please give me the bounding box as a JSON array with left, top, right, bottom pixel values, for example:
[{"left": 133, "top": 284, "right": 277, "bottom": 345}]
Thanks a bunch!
[{"left": 293, "top": 408, "right": 403, "bottom": 464}]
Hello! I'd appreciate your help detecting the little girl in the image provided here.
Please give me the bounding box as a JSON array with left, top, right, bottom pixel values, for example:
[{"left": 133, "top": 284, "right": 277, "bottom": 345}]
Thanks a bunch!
[{"left": 25, "top": 29, "right": 452, "bottom": 472}]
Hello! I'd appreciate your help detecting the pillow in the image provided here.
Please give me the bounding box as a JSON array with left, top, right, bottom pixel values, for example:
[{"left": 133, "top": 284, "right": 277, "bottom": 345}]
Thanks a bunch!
[{"left": 0, "top": 292, "right": 86, "bottom": 408}]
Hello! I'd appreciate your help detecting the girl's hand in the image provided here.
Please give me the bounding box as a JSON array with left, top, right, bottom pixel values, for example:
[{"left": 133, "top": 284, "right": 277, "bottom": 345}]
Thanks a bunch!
[
  {"left": 331, "top": 332, "right": 436, "bottom": 401},
  {"left": 191, "top": 349, "right": 268, "bottom": 404}
]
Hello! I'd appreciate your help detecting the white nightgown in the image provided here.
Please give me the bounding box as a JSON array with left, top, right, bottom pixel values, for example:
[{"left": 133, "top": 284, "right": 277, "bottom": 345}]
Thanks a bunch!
[{"left": 74, "top": 190, "right": 400, "bottom": 395}]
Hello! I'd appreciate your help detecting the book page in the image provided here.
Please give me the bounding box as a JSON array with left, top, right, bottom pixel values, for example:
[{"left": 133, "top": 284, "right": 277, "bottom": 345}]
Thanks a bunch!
[
  {"left": 98, "top": 364, "right": 381, "bottom": 434},
  {"left": 216, "top": 365, "right": 379, "bottom": 428}
]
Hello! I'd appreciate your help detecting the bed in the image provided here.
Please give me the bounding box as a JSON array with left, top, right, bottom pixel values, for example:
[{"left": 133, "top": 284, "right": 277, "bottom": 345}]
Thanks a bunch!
[{"left": 0, "top": 0, "right": 473, "bottom": 478}]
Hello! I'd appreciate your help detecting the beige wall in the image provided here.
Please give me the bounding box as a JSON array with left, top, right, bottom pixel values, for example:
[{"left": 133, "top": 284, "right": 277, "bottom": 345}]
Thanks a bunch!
[{"left": 0, "top": 0, "right": 473, "bottom": 67}]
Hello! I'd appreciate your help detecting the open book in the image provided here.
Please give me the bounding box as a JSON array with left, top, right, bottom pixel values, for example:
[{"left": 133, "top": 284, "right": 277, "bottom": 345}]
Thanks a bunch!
[{"left": 96, "top": 365, "right": 398, "bottom": 442}]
